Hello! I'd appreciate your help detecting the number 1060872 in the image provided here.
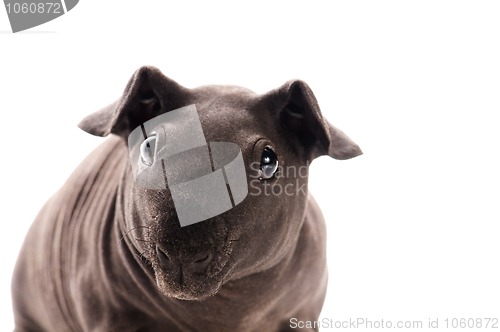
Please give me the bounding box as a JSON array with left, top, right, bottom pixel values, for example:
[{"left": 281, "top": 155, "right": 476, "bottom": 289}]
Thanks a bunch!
[{"left": 5, "top": 2, "right": 62, "bottom": 14}]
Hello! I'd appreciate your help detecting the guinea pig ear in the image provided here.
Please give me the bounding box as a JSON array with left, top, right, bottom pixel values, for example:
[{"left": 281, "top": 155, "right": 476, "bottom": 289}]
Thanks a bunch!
[
  {"left": 275, "top": 79, "right": 362, "bottom": 160},
  {"left": 78, "top": 66, "right": 187, "bottom": 137}
]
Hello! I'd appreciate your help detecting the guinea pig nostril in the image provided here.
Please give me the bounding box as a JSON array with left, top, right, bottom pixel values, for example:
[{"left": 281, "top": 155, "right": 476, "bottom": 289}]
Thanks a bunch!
[
  {"left": 189, "top": 252, "right": 213, "bottom": 273},
  {"left": 194, "top": 254, "right": 210, "bottom": 263},
  {"left": 156, "top": 246, "right": 171, "bottom": 267}
]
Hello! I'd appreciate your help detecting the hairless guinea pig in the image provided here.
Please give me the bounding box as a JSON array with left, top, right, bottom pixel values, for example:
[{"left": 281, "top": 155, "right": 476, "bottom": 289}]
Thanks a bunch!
[{"left": 12, "top": 66, "right": 362, "bottom": 332}]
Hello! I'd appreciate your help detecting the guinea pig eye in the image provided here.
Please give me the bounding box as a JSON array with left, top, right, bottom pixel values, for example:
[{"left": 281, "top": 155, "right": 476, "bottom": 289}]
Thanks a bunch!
[
  {"left": 260, "top": 147, "right": 278, "bottom": 179},
  {"left": 140, "top": 133, "right": 157, "bottom": 166}
]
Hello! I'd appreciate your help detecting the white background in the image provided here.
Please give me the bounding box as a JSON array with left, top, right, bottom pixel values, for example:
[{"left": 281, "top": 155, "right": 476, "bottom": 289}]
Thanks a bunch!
[{"left": 1, "top": 1, "right": 499, "bottom": 331}]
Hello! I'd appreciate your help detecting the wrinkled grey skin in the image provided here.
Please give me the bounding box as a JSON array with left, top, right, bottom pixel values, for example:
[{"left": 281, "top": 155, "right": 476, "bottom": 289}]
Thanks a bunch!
[{"left": 12, "top": 66, "right": 362, "bottom": 332}]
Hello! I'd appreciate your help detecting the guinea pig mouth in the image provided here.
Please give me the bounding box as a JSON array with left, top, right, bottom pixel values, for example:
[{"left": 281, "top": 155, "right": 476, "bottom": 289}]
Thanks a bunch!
[
  {"left": 151, "top": 242, "right": 235, "bottom": 300},
  {"left": 153, "top": 257, "right": 228, "bottom": 300},
  {"left": 155, "top": 271, "right": 224, "bottom": 300}
]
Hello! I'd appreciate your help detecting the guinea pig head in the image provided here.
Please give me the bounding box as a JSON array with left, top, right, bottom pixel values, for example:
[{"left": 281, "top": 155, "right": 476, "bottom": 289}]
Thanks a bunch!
[{"left": 78, "top": 66, "right": 362, "bottom": 300}]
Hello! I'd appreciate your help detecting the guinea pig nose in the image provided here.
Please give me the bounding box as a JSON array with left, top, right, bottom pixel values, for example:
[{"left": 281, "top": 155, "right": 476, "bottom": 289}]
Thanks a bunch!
[
  {"left": 156, "top": 245, "right": 171, "bottom": 267},
  {"left": 188, "top": 252, "right": 213, "bottom": 273}
]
